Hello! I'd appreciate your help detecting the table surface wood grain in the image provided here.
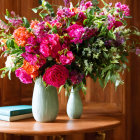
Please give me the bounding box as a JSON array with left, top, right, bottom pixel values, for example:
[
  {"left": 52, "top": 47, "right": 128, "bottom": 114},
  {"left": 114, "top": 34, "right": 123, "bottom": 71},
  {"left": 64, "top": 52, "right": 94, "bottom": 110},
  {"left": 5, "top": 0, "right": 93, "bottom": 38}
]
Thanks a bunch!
[{"left": 0, "top": 113, "right": 120, "bottom": 136}]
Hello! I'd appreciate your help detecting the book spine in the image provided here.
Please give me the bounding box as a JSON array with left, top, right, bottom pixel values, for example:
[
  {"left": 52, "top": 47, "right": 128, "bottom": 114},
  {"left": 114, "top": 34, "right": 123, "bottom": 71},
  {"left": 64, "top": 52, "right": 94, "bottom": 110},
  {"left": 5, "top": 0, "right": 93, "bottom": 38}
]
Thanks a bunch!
[
  {"left": 10, "top": 109, "right": 32, "bottom": 116},
  {"left": 10, "top": 113, "right": 33, "bottom": 121},
  {"left": 0, "top": 113, "right": 33, "bottom": 121}
]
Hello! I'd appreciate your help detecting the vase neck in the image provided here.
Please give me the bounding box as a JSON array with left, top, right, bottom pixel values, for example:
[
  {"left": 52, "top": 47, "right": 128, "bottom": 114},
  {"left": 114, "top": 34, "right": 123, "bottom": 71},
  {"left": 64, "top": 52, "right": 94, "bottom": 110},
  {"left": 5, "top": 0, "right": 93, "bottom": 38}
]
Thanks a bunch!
[
  {"left": 71, "top": 86, "right": 79, "bottom": 94},
  {"left": 35, "top": 76, "right": 43, "bottom": 86}
]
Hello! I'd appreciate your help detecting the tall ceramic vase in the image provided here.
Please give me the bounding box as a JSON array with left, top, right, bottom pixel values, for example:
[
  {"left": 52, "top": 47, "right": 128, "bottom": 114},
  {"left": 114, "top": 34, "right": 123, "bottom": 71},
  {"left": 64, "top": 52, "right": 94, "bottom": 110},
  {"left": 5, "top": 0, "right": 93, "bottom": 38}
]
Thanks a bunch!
[
  {"left": 32, "top": 76, "right": 59, "bottom": 122},
  {"left": 67, "top": 87, "right": 83, "bottom": 119}
]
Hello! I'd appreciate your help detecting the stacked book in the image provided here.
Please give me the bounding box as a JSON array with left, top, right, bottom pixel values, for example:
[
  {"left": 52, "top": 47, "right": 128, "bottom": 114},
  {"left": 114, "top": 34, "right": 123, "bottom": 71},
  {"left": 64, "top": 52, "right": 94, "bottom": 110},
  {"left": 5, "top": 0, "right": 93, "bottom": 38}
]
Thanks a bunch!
[{"left": 0, "top": 105, "right": 33, "bottom": 121}]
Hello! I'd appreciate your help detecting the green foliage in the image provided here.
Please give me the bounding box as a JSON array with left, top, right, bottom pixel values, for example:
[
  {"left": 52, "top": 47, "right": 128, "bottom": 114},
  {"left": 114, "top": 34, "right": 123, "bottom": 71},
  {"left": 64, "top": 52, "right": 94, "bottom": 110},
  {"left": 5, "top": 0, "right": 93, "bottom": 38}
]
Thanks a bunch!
[
  {"left": 22, "top": 17, "right": 30, "bottom": 28},
  {"left": 33, "top": 0, "right": 55, "bottom": 18}
]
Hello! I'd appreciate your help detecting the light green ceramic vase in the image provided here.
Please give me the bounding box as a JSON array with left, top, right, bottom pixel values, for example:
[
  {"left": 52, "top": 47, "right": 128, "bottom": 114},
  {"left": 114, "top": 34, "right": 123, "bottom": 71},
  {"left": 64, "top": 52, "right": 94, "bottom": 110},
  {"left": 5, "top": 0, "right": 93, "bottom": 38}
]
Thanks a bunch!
[
  {"left": 67, "top": 87, "right": 83, "bottom": 119},
  {"left": 32, "top": 76, "right": 59, "bottom": 122}
]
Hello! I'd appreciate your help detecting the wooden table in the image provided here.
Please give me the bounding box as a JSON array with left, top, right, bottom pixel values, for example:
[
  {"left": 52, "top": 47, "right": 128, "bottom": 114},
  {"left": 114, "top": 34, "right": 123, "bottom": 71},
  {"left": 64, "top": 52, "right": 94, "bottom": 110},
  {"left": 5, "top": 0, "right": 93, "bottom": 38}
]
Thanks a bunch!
[{"left": 0, "top": 113, "right": 120, "bottom": 138}]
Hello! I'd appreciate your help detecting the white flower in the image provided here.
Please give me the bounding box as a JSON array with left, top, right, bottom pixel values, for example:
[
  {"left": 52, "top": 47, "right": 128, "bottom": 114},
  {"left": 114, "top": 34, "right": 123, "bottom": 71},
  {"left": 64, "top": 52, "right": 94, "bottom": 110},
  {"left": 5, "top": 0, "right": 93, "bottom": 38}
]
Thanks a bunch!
[{"left": 5, "top": 55, "right": 16, "bottom": 68}]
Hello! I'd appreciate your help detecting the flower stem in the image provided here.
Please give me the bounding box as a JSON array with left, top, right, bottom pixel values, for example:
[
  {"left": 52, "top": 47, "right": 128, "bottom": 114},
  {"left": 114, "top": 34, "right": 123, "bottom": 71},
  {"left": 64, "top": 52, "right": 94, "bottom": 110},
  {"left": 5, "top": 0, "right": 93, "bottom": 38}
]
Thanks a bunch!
[{"left": 100, "top": 0, "right": 108, "bottom": 6}]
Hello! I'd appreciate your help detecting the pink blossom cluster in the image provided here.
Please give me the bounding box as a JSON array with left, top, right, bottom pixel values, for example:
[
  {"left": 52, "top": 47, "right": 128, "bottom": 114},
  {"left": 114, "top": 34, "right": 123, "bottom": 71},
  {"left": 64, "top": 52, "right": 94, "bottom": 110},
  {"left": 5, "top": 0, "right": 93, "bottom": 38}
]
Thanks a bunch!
[
  {"left": 60, "top": 51, "right": 74, "bottom": 65},
  {"left": 107, "top": 14, "right": 123, "bottom": 30},
  {"left": 67, "top": 24, "right": 86, "bottom": 44},
  {"left": 15, "top": 68, "right": 32, "bottom": 84},
  {"left": 8, "top": 11, "right": 23, "bottom": 27},
  {"left": 115, "top": 2, "right": 130, "bottom": 16},
  {"left": 40, "top": 34, "right": 62, "bottom": 58}
]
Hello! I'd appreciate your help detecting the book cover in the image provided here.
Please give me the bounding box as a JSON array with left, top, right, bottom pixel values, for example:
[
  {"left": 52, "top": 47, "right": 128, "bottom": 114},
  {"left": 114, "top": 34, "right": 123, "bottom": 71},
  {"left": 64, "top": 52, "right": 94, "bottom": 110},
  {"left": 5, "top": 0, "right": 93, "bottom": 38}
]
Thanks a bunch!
[
  {"left": 0, "top": 105, "right": 32, "bottom": 116},
  {"left": 0, "top": 113, "right": 33, "bottom": 121}
]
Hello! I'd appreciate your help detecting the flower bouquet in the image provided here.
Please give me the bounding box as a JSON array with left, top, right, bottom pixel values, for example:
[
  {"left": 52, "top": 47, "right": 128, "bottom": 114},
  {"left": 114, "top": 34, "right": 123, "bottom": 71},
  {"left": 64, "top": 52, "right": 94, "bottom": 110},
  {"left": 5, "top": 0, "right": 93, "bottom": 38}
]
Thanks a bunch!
[{"left": 0, "top": 0, "right": 139, "bottom": 121}]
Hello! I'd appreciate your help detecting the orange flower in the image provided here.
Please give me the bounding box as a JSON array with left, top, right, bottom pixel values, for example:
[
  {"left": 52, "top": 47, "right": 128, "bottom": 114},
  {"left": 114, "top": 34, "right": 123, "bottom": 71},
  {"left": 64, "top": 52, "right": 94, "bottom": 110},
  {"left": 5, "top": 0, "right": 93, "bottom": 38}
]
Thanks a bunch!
[
  {"left": 22, "top": 60, "right": 39, "bottom": 79},
  {"left": 13, "top": 27, "right": 33, "bottom": 47},
  {"left": 72, "top": 8, "right": 80, "bottom": 14}
]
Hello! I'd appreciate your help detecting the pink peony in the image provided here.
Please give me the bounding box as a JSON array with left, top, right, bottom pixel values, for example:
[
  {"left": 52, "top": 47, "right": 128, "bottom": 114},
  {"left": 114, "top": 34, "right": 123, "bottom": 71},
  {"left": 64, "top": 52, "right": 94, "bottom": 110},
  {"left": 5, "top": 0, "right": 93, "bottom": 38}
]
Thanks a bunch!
[
  {"left": 60, "top": 51, "right": 74, "bottom": 65},
  {"left": 67, "top": 24, "right": 85, "bottom": 44},
  {"left": 15, "top": 68, "right": 32, "bottom": 84},
  {"left": 43, "top": 65, "right": 69, "bottom": 87}
]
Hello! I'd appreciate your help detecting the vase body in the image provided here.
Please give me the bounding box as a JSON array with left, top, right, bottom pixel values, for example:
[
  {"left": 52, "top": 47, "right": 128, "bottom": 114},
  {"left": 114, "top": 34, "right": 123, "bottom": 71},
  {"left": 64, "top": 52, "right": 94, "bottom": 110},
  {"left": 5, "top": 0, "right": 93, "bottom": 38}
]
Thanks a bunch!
[
  {"left": 67, "top": 87, "right": 83, "bottom": 119},
  {"left": 32, "top": 76, "right": 59, "bottom": 122}
]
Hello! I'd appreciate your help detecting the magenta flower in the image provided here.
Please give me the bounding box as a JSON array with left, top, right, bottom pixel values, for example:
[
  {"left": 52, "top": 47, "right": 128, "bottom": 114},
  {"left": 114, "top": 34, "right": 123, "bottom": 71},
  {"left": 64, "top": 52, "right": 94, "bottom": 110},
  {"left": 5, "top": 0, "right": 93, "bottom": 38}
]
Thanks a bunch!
[
  {"left": 115, "top": 2, "right": 130, "bottom": 16},
  {"left": 114, "top": 21, "right": 123, "bottom": 28},
  {"left": 21, "top": 53, "right": 46, "bottom": 67},
  {"left": 85, "top": 1, "right": 93, "bottom": 9},
  {"left": 27, "top": 36, "right": 37, "bottom": 46},
  {"left": 9, "top": 18, "right": 23, "bottom": 27},
  {"left": 15, "top": 68, "right": 32, "bottom": 84},
  {"left": 40, "top": 34, "right": 62, "bottom": 58},
  {"left": 22, "top": 53, "right": 37, "bottom": 65},
  {"left": 83, "top": 27, "right": 97, "bottom": 40},
  {"left": 77, "top": 12, "right": 87, "bottom": 23},
  {"left": 0, "top": 20, "right": 9, "bottom": 32},
  {"left": 40, "top": 43, "right": 50, "bottom": 57},
  {"left": 43, "top": 65, "right": 69, "bottom": 87},
  {"left": 67, "top": 24, "right": 85, "bottom": 44},
  {"left": 60, "top": 51, "right": 74, "bottom": 65}
]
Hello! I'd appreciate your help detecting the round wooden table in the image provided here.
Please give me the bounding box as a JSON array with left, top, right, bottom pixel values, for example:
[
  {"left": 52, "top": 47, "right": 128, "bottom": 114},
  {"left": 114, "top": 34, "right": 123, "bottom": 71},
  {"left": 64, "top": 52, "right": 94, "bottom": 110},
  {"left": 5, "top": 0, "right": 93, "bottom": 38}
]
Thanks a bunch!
[{"left": 0, "top": 113, "right": 120, "bottom": 136}]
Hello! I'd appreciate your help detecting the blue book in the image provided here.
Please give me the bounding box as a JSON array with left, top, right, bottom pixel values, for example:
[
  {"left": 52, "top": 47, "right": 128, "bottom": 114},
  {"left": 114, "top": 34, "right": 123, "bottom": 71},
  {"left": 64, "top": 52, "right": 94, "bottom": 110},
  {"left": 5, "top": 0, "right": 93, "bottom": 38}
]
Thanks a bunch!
[
  {"left": 0, "top": 105, "right": 32, "bottom": 116},
  {"left": 0, "top": 113, "right": 33, "bottom": 122}
]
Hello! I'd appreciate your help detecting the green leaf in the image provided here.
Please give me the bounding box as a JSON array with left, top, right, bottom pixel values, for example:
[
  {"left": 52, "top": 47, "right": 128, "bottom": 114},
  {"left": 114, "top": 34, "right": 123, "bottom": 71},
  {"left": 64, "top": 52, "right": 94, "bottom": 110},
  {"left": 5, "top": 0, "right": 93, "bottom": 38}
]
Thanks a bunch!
[
  {"left": 90, "top": 73, "right": 97, "bottom": 82},
  {"left": 43, "top": 1, "right": 55, "bottom": 17},
  {"left": 124, "top": 16, "right": 132, "bottom": 18},
  {"left": 99, "top": 79, "right": 104, "bottom": 88},
  {"left": 67, "top": 18, "right": 71, "bottom": 28},
  {"left": 89, "top": 8, "right": 94, "bottom": 15},
  {"left": 103, "top": 52, "right": 108, "bottom": 59},
  {"left": 104, "top": 71, "right": 110, "bottom": 87},
  {"left": 22, "top": 17, "right": 30, "bottom": 28},
  {"left": 6, "top": 9, "right": 10, "bottom": 18},
  {"left": 75, "top": 2, "right": 80, "bottom": 7},
  {"left": 121, "top": 55, "right": 128, "bottom": 63},
  {"left": 8, "top": 69, "right": 12, "bottom": 80},
  {"left": 108, "top": 31, "right": 116, "bottom": 39},
  {"left": 0, "top": 67, "right": 7, "bottom": 71},
  {"left": 83, "top": 19, "right": 89, "bottom": 26},
  {"left": 52, "top": 25, "right": 57, "bottom": 33},
  {"left": 111, "top": 74, "right": 117, "bottom": 83},
  {"left": 92, "top": 0, "right": 99, "bottom": 5},
  {"left": 32, "top": 8, "right": 38, "bottom": 13},
  {"left": 6, "top": 39, "right": 14, "bottom": 49},
  {"left": 39, "top": 13, "right": 48, "bottom": 18},
  {"left": 58, "top": 85, "right": 63, "bottom": 94}
]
